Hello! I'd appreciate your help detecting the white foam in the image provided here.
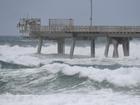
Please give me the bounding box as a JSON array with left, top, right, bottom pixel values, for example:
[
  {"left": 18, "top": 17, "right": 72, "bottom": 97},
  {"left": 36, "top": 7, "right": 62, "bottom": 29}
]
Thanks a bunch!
[
  {"left": 0, "top": 45, "right": 40, "bottom": 65},
  {"left": 0, "top": 41, "right": 140, "bottom": 66},
  {"left": 0, "top": 41, "right": 140, "bottom": 87},
  {"left": 42, "top": 63, "right": 140, "bottom": 87},
  {"left": 0, "top": 90, "right": 140, "bottom": 105}
]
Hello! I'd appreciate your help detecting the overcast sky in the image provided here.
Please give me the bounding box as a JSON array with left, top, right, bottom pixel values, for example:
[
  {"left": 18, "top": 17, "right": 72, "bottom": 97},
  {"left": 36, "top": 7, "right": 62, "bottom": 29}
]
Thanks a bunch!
[{"left": 0, "top": 0, "right": 140, "bottom": 35}]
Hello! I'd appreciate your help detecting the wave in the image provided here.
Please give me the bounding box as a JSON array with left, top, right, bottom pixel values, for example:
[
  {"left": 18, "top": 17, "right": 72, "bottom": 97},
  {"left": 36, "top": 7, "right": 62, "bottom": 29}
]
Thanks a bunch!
[
  {"left": 51, "top": 60, "right": 140, "bottom": 70},
  {"left": 0, "top": 41, "right": 140, "bottom": 95},
  {"left": 43, "top": 63, "right": 140, "bottom": 87},
  {"left": 0, "top": 63, "right": 140, "bottom": 95},
  {"left": 1, "top": 37, "right": 140, "bottom": 104},
  {"left": 0, "top": 60, "right": 35, "bottom": 69}
]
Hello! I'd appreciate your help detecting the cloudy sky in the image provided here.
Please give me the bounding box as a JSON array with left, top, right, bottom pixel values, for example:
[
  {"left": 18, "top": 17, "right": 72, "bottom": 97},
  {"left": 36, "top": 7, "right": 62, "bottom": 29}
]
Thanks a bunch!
[{"left": 0, "top": 0, "right": 140, "bottom": 35}]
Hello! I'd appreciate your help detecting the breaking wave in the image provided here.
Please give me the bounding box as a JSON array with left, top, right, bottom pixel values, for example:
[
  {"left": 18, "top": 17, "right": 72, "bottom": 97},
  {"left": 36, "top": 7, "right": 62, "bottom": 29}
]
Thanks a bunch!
[
  {"left": 0, "top": 60, "right": 34, "bottom": 69},
  {"left": 0, "top": 63, "right": 140, "bottom": 95}
]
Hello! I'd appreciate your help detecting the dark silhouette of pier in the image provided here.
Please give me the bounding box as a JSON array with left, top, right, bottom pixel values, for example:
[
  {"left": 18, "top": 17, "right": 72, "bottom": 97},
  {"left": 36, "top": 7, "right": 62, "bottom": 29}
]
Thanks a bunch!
[{"left": 17, "top": 18, "right": 140, "bottom": 58}]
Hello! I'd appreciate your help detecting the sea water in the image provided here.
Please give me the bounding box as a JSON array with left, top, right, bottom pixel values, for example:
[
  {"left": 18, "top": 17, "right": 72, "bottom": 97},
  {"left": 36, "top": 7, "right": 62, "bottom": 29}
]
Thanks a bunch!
[{"left": 0, "top": 36, "right": 140, "bottom": 105}]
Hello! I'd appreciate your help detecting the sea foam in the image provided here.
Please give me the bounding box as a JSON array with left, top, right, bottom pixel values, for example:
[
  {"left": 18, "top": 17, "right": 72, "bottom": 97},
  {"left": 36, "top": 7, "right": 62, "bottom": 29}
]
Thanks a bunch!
[
  {"left": 0, "top": 90, "right": 140, "bottom": 105},
  {"left": 0, "top": 41, "right": 140, "bottom": 66},
  {"left": 42, "top": 63, "right": 140, "bottom": 87}
]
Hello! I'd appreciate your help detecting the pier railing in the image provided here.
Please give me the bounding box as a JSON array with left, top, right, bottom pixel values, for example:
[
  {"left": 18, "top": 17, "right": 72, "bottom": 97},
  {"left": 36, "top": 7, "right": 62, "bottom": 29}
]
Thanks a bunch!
[
  {"left": 17, "top": 18, "right": 140, "bottom": 34},
  {"left": 30, "top": 25, "right": 140, "bottom": 33}
]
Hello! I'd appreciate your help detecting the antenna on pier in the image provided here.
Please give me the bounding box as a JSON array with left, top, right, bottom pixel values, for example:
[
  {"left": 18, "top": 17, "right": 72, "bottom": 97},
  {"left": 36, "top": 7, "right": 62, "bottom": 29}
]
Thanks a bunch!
[{"left": 26, "top": 13, "right": 30, "bottom": 19}]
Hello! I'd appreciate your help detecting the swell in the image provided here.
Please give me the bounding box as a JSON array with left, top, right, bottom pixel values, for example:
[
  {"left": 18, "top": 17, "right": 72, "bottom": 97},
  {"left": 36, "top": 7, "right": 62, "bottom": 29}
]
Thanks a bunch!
[
  {"left": 0, "top": 65, "right": 140, "bottom": 95},
  {"left": 0, "top": 60, "right": 35, "bottom": 69},
  {"left": 50, "top": 60, "right": 140, "bottom": 70}
]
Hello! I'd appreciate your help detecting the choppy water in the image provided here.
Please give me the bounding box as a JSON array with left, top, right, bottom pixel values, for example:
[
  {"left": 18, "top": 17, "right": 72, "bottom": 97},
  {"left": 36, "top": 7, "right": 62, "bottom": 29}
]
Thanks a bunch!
[{"left": 0, "top": 36, "right": 140, "bottom": 105}]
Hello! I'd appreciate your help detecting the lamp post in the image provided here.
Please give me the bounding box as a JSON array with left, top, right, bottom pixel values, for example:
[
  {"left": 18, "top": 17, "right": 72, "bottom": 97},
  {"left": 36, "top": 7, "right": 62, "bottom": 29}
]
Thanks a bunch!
[
  {"left": 90, "top": 0, "right": 95, "bottom": 58},
  {"left": 90, "top": 0, "right": 93, "bottom": 26}
]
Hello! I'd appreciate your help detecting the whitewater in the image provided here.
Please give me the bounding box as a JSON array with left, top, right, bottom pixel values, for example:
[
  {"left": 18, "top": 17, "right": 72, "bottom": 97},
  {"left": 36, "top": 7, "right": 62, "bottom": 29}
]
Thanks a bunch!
[{"left": 0, "top": 36, "right": 140, "bottom": 105}]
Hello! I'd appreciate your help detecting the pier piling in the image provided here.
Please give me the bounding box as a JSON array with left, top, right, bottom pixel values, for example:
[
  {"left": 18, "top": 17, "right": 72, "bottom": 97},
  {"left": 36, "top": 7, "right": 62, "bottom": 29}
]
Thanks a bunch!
[
  {"left": 112, "top": 38, "right": 119, "bottom": 58},
  {"left": 122, "top": 38, "right": 129, "bottom": 56},
  {"left": 91, "top": 39, "right": 95, "bottom": 57},
  {"left": 104, "top": 37, "right": 130, "bottom": 58},
  {"left": 37, "top": 37, "right": 43, "bottom": 54},
  {"left": 104, "top": 38, "right": 111, "bottom": 57},
  {"left": 57, "top": 39, "right": 65, "bottom": 54},
  {"left": 70, "top": 37, "right": 76, "bottom": 59}
]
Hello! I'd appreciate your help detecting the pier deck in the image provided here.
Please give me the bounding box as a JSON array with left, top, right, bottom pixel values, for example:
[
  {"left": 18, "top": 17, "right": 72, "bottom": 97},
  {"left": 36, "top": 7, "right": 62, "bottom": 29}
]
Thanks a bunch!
[{"left": 30, "top": 25, "right": 140, "bottom": 38}]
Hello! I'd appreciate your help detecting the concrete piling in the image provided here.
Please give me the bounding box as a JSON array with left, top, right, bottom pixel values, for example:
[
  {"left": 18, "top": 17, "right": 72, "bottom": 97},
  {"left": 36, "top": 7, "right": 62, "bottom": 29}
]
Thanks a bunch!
[
  {"left": 91, "top": 39, "right": 95, "bottom": 57},
  {"left": 104, "top": 37, "right": 130, "bottom": 58},
  {"left": 57, "top": 39, "right": 65, "bottom": 54},
  {"left": 122, "top": 38, "right": 129, "bottom": 56},
  {"left": 112, "top": 39, "right": 119, "bottom": 58},
  {"left": 104, "top": 38, "right": 111, "bottom": 57},
  {"left": 36, "top": 36, "right": 130, "bottom": 58},
  {"left": 70, "top": 37, "right": 76, "bottom": 59},
  {"left": 37, "top": 37, "right": 43, "bottom": 54}
]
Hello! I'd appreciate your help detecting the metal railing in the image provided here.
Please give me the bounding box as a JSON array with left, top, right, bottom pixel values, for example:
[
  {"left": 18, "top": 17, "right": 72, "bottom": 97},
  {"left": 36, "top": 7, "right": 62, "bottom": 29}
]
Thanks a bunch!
[{"left": 30, "top": 25, "right": 140, "bottom": 33}]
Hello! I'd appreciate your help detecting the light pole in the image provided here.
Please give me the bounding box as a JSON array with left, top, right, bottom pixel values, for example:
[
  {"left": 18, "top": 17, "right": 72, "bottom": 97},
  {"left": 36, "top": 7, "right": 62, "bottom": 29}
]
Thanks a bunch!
[
  {"left": 90, "top": 0, "right": 95, "bottom": 58},
  {"left": 90, "top": 0, "right": 93, "bottom": 26}
]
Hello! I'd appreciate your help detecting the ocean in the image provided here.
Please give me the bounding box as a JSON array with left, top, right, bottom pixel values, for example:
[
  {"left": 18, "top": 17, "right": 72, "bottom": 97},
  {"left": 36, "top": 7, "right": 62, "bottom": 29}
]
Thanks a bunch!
[{"left": 0, "top": 36, "right": 140, "bottom": 105}]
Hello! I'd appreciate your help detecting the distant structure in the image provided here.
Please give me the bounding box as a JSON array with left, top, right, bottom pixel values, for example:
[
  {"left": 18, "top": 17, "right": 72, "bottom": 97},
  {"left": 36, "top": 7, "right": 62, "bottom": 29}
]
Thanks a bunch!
[{"left": 17, "top": 18, "right": 140, "bottom": 58}]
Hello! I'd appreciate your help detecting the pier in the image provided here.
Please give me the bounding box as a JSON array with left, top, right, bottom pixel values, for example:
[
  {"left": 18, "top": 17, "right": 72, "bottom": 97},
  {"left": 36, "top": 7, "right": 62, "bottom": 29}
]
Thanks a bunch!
[{"left": 17, "top": 18, "right": 140, "bottom": 58}]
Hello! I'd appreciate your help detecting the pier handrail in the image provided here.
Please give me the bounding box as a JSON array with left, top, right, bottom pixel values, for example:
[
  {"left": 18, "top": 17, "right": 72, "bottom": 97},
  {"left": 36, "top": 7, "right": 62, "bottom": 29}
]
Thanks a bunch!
[{"left": 30, "top": 25, "right": 140, "bottom": 33}]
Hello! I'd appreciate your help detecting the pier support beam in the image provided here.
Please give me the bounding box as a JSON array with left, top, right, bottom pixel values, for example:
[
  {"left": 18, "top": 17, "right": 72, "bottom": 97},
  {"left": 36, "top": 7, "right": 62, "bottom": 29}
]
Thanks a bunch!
[
  {"left": 104, "top": 37, "right": 130, "bottom": 58},
  {"left": 122, "top": 38, "right": 129, "bottom": 56},
  {"left": 70, "top": 37, "right": 76, "bottom": 59},
  {"left": 112, "top": 39, "right": 119, "bottom": 58},
  {"left": 104, "top": 38, "right": 111, "bottom": 57},
  {"left": 91, "top": 39, "right": 95, "bottom": 57},
  {"left": 37, "top": 37, "right": 43, "bottom": 54},
  {"left": 57, "top": 39, "right": 65, "bottom": 54}
]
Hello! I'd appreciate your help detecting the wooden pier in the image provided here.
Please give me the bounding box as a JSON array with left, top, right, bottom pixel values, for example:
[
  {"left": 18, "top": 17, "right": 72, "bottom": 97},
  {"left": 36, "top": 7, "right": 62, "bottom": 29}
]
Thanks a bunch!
[{"left": 17, "top": 18, "right": 140, "bottom": 58}]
